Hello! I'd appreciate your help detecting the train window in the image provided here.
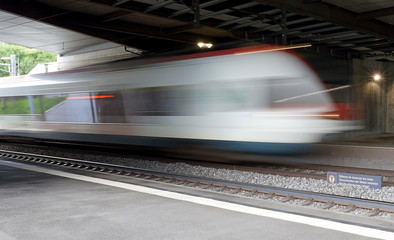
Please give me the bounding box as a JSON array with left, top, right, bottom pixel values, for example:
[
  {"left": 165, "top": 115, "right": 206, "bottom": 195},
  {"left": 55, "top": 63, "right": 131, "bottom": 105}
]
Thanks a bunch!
[
  {"left": 94, "top": 91, "right": 126, "bottom": 123},
  {"left": 45, "top": 92, "right": 116, "bottom": 123},
  {"left": 199, "top": 80, "right": 268, "bottom": 112},
  {"left": 0, "top": 97, "right": 30, "bottom": 114},
  {"left": 206, "top": 86, "right": 249, "bottom": 111},
  {"left": 122, "top": 85, "right": 199, "bottom": 117},
  {"left": 0, "top": 95, "right": 65, "bottom": 115}
]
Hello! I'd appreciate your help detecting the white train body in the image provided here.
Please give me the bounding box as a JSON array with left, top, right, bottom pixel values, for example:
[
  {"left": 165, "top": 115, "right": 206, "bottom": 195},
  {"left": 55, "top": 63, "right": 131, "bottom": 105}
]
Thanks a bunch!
[{"left": 0, "top": 46, "right": 346, "bottom": 153}]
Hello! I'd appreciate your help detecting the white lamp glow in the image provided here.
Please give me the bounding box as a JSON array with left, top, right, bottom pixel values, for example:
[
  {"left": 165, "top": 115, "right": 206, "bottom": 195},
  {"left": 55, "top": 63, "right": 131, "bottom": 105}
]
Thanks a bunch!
[
  {"left": 197, "top": 42, "right": 213, "bottom": 48},
  {"left": 373, "top": 74, "right": 381, "bottom": 81}
]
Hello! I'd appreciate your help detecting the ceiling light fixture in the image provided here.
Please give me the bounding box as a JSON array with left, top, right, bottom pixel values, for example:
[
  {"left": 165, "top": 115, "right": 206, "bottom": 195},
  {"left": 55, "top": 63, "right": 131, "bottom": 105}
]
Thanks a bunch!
[
  {"left": 373, "top": 73, "right": 381, "bottom": 81},
  {"left": 197, "top": 42, "right": 213, "bottom": 48}
]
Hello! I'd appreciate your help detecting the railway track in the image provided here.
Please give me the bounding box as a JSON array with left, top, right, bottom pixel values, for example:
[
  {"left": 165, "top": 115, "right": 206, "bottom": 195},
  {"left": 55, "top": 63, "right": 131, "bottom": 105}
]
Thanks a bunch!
[
  {"left": 1, "top": 138, "right": 393, "bottom": 187},
  {"left": 1, "top": 149, "right": 393, "bottom": 218}
]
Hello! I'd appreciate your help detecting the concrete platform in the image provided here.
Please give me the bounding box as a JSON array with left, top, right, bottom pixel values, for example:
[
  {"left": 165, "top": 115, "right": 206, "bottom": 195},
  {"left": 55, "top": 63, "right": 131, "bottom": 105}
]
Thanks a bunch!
[
  {"left": 246, "top": 133, "right": 394, "bottom": 170},
  {"left": 0, "top": 159, "right": 393, "bottom": 240},
  {"left": 329, "top": 133, "right": 394, "bottom": 147},
  {"left": 315, "top": 133, "right": 394, "bottom": 170}
]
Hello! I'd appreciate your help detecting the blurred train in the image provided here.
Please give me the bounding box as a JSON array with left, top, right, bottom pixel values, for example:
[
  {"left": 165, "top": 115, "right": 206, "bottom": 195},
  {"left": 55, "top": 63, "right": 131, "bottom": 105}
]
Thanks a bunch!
[{"left": 0, "top": 45, "right": 353, "bottom": 154}]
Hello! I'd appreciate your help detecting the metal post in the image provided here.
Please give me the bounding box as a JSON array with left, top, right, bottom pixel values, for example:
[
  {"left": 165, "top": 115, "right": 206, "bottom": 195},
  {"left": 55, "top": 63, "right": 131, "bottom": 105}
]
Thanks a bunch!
[
  {"left": 28, "top": 96, "right": 35, "bottom": 114},
  {"left": 192, "top": 0, "right": 200, "bottom": 28},
  {"left": 10, "top": 54, "right": 16, "bottom": 76},
  {"left": 0, "top": 55, "right": 19, "bottom": 76},
  {"left": 0, "top": 56, "right": 11, "bottom": 75},
  {"left": 281, "top": 6, "right": 287, "bottom": 45},
  {"left": 17, "top": 57, "right": 20, "bottom": 76},
  {"left": 89, "top": 93, "right": 97, "bottom": 123}
]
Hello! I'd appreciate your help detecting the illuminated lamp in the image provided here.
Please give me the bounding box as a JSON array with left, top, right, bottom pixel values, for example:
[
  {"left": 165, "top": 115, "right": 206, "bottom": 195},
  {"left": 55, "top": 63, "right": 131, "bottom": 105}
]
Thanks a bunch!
[
  {"left": 372, "top": 74, "right": 381, "bottom": 82},
  {"left": 197, "top": 42, "right": 213, "bottom": 48}
]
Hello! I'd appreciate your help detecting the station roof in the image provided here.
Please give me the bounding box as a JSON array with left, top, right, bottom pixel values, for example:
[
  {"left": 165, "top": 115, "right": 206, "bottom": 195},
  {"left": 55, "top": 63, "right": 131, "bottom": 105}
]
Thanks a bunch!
[{"left": 1, "top": 0, "right": 394, "bottom": 60}]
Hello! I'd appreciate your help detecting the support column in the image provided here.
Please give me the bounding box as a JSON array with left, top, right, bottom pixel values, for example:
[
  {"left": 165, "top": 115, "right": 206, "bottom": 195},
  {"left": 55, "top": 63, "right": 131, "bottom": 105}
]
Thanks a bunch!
[
  {"left": 352, "top": 59, "right": 387, "bottom": 134},
  {"left": 281, "top": 6, "right": 287, "bottom": 45},
  {"left": 385, "top": 62, "right": 394, "bottom": 132},
  {"left": 192, "top": 0, "right": 200, "bottom": 28}
]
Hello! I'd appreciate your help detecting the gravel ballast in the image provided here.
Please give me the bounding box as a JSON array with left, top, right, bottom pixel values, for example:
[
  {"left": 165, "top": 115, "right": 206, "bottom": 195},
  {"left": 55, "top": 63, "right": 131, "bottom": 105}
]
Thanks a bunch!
[{"left": 0, "top": 144, "right": 393, "bottom": 219}]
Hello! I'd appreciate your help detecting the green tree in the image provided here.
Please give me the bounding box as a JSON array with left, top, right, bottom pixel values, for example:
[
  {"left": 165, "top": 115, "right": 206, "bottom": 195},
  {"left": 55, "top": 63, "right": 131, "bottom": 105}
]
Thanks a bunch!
[{"left": 0, "top": 43, "right": 57, "bottom": 77}]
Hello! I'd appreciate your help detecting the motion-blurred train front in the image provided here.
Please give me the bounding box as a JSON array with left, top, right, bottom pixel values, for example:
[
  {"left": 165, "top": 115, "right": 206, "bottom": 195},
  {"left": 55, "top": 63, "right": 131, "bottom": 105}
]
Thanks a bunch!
[{"left": 0, "top": 45, "right": 351, "bottom": 154}]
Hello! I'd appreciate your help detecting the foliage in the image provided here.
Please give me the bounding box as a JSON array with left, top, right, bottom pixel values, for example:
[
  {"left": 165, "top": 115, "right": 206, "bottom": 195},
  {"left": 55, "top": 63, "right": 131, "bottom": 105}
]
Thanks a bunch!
[{"left": 0, "top": 43, "right": 57, "bottom": 77}]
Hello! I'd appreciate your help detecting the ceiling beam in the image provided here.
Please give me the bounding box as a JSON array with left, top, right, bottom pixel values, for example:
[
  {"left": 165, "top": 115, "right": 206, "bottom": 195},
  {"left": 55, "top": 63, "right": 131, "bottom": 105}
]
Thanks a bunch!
[
  {"left": 252, "top": 0, "right": 394, "bottom": 42},
  {"left": 0, "top": 0, "right": 250, "bottom": 54},
  {"left": 0, "top": 0, "right": 219, "bottom": 51},
  {"left": 356, "top": 7, "right": 394, "bottom": 20},
  {"left": 199, "top": 2, "right": 260, "bottom": 20},
  {"left": 100, "top": 10, "right": 130, "bottom": 22},
  {"left": 112, "top": 0, "right": 131, "bottom": 7},
  {"left": 144, "top": 0, "right": 175, "bottom": 13},
  {"left": 249, "top": 16, "right": 315, "bottom": 34},
  {"left": 168, "top": 0, "right": 228, "bottom": 18},
  {"left": 89, "top": 0, "right": 240, "bottom": 39},
  {"left": 75, "top": 18, "right": 202, "bottom": 44},
  {"left": 291, "top": 30, "right": 357, "bottom": 43}
]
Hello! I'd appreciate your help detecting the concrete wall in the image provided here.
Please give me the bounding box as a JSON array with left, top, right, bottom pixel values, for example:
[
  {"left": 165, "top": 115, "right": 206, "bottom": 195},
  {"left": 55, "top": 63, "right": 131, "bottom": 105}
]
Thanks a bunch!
[
  {"left": 352, "top": 58, "right": 394, "bottom": 134},
  {"left": 384, "top": 61, "right": 394, "bottom": 132}
]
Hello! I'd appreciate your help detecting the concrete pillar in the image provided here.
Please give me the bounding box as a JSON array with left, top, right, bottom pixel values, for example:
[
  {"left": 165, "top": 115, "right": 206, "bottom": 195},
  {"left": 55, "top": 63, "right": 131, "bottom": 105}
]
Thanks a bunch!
[
  {"left": 385, "top": 63, "right": 394, "bottom": 132},
  {"left": 352, "top": 58, "right": 389, "bottom": 134}
]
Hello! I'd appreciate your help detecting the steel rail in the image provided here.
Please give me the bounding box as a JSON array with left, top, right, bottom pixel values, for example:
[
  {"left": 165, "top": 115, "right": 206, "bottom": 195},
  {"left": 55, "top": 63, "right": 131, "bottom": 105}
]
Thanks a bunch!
[{"left": 0, "top": 149, "right": 393, "bottom": 216}]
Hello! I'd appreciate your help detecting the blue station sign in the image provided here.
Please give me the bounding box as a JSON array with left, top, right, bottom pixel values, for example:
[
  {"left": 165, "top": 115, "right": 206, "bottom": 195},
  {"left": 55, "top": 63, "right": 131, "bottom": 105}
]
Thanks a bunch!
[{"left": 327, "top": 172, "right": 382, "bottom": 189}]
